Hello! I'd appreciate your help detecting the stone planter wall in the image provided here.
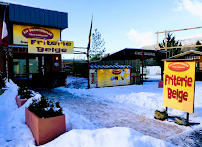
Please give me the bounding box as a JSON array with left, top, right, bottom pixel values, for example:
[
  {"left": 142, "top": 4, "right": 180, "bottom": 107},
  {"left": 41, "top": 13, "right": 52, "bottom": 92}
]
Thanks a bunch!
[
  {"left": 16, "top": 96, "right": 27, "bottom": 108},
  {"left": 25, "top": 107, "right": 66, "bottom": 145}
]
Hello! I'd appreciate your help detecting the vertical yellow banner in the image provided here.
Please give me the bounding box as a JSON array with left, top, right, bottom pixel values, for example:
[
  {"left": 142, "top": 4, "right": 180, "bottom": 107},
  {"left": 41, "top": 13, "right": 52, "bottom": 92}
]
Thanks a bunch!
[{"left": 163, "top": 61, "right": 195, "bottom": 113}]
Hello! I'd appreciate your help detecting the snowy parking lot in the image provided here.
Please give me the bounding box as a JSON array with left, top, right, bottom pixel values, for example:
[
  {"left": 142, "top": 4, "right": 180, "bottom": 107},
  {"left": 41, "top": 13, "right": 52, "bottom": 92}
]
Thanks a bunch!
[{"left": 0, "top": 75, "right": 202, "bottom": 146}]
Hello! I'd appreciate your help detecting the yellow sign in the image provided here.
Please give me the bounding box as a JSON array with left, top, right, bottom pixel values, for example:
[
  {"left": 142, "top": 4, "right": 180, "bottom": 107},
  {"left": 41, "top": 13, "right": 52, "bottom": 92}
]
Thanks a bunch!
[
  {"left": 163, "top": 61, "right": 195, "bottom": 113},
  {"left": 13, "top": 24, "right": 61, "bottom": 45},
  {"left": 97, "top": 68, "right": 130, "bottom": 87},
  {"left": 28, "top": 38, "right": 74, "bottom": 54}
]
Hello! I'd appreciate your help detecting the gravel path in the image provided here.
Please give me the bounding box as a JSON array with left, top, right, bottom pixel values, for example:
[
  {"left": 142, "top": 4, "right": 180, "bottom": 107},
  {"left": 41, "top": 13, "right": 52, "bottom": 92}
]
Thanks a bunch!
[{"left": 39, "top": 89, "right": 184, "bottom": 140}]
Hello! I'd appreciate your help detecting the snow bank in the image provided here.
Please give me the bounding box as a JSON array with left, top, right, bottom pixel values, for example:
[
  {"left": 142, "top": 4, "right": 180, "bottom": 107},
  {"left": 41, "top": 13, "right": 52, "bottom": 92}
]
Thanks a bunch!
[
  {"left": 28, "top": 127, "right": 174, "bottom": 147},
  {"left": 0, "top": 79, "right": 175, "bottom": 146}
]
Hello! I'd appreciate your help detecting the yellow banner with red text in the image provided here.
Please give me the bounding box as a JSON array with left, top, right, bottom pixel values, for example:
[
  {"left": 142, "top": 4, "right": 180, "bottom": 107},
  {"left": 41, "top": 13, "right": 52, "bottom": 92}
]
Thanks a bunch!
[
  {"left": 163, "top": 61, "right": 195, "bottom": 113},
  {"left": 28, "top": 38, "right": 74, "bottom": 54},
  {"left": 97, "top": 68, "right": 130, "bottom": 87},
  {"left": 13, "top": 24, "right": 61, "bottom": 45}
]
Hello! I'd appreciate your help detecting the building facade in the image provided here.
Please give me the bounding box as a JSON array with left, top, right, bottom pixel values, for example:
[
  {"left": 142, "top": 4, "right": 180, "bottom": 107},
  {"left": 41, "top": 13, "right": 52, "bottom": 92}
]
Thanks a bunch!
[{"left": 0, "top": 2, "right": 72, "bottom": 88}]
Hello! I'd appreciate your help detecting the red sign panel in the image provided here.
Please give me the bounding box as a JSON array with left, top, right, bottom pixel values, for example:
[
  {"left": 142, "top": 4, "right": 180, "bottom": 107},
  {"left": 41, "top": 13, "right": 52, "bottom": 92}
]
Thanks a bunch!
[
  {"left": 22, "top": 28, "right": 54, "bottom": 39},
  {"left": 168, "top": 62, "right": 190, "bottom": 72},
  {"left": 112, "top": 69, "right": 121, "bottom": 75}
]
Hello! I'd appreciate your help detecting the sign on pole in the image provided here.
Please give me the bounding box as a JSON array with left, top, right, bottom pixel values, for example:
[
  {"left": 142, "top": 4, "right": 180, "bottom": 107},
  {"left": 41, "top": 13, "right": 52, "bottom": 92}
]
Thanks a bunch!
[
  {"left": 28, "top": 38, "right": 74, "bottom": 54},
  {"left": 163, "top": 60, "right": 195, "bottom": 113}
]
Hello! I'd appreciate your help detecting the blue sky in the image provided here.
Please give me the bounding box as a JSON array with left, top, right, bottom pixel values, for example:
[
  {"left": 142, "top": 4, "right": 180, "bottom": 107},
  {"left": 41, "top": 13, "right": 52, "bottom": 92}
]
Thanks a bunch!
[{"left": 3, "top": 0, "right": 202, "bottom": 59}]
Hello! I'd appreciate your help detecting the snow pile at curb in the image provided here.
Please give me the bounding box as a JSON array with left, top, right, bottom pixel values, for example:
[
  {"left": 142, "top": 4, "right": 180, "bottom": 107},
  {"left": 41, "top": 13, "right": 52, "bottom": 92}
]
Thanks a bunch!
[{"left": 0, "top": 79, "right": 176, "bottom": 146}]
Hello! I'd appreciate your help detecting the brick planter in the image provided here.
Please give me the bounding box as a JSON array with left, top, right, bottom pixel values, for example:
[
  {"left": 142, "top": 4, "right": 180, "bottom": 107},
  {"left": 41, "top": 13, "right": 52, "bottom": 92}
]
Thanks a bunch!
[
  {"left": 16, "top": 96, "right": 27, "bottom": 108},
  {"left": 25, "top": 107, "right": 66, "bottom": 145}
]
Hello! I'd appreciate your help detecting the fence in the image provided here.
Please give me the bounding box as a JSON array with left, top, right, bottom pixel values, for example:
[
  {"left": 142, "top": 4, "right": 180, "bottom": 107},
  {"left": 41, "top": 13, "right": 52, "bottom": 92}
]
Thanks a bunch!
[{"left": 67, "top": 59, "right": 141, "bottom": 84}]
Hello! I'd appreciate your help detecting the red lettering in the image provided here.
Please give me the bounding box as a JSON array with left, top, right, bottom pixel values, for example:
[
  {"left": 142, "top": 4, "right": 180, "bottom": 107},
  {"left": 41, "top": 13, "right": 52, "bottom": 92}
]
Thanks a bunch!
[
  {"left": 52, "top": 41, "right": 57, "bottom": 45},
  {"left": 37, "top": 40, "right": 43, "bottom": 45},
  {"left": 172, "top": 90, "right": 176, "bottom": 98},
  {"left": 31, "top": 40, "right": 36, "bottom": 45},
  {"left": 177, "top": 77, "right": 181, "bottom": 85},
  {"left": 165, "top": 75, "right": 169, "bottom": 85},
  {"left": 168, "top": 88, "right": 172, "bottom": 99},
  {"left": 167, "top": 88, "right": 189, "bottom": 103},
  {"left": 55, "top": 48, "right": 60, "bottom": 53},
  {"left": 180, "top": 78, "right": 185, "bottom": 86},
  {"left": 61, "top": 49, "right": 67, "bottom": 52},
  {"left": 188, "top": 78, "right": 192, "bottom": 86},
  {"left": 183, "top": 92, "right": 188, "bottom": 101},
  {"left": 173, "top": 75, "right": 177, "bottom": 86},
  {"left": 165, "top": 75, "right": 192, "bottom": 87},
  {"left": 37, "top": 47, "right": 44, "bottom": 52},
  {"left": 47, "top": 41, "right": 51, "bottom": 45},
  {"left": 45, "top": 48, "right": 51, "bottom": 52},
  {"left": 178, "top": 90, "right": 183, "bottom": 102}
]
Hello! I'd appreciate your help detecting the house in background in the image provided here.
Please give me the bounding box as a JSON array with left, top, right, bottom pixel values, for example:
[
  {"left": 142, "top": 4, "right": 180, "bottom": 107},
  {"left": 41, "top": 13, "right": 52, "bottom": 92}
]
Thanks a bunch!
[{"left": 168, "top": 50, "right": 202, "bottom": 80}]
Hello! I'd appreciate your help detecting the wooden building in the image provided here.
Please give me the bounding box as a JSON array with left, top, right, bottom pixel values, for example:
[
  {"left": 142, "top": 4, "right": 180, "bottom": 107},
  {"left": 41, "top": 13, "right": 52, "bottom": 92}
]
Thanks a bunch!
[{"left": 168, "top": 50, "right": 202, "bottom": 81}]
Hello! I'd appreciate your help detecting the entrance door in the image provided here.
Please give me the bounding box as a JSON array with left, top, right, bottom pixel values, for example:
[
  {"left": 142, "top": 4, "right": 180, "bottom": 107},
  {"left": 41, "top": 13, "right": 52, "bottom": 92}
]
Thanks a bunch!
[
  {"left": 13, "top": 59, "right": 27, "bottom": 83},
  {"left": 29, "top": 57, "right": 39, "bottom": 80},
  {"left": 13, "top": 55, "right": 40, "bottom": 87}
]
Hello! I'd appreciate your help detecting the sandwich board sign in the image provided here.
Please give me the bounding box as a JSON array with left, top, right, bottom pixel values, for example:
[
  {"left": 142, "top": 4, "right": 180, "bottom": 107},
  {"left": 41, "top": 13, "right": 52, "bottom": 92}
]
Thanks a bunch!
[{"left": 163, "top": 59, "right": 195, "bottom": 113}]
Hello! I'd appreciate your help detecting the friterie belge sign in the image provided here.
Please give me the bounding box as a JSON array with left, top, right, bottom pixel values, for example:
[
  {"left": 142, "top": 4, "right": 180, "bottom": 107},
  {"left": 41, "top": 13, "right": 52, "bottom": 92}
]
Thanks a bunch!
[
  {"left": 28, "top": 38, "right": 74, "bottom": 54},
  {"left": 163, "top": 60, "right": 195, "bottom": 113}
]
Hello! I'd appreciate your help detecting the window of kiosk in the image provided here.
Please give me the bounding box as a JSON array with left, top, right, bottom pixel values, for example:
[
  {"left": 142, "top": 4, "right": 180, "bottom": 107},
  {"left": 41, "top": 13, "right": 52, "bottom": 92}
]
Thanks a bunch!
[
  {"left": 13, "top": 59, "right": 27, "bottom": 81},
  {"left": 29, "top": 58, "right": 39, "bottom": 80},
  {"left": 13, "top": 57, "right": 39, "bottom": 81}
]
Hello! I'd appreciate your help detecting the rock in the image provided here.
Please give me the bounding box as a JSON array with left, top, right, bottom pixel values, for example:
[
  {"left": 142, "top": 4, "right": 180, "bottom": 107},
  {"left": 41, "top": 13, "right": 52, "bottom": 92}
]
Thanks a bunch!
[
  {"left": 175, "top": 117, "right": 189, "bottom": 126},
  {"left": 154, "top": 110, "right": 168, "bottom": 120}
]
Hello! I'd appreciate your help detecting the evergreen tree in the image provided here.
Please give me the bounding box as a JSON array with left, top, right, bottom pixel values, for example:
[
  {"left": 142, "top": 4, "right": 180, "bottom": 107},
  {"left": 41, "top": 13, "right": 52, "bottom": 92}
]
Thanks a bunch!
[
  {"left": 89, "top": 29, "right": 106, "bottom": 61},
  {"left": 159, "top": 32, "right": 182, "bottom": 58},
  {"left": 196, "top": 40, "right": 202, "bottom": 52}
]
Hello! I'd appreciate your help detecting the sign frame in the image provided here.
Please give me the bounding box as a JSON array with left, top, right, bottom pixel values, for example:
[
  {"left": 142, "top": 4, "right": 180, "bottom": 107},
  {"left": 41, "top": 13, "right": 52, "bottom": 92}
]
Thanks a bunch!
[{"left": 163, "top": 59, "right": 196, "bottom": 113}]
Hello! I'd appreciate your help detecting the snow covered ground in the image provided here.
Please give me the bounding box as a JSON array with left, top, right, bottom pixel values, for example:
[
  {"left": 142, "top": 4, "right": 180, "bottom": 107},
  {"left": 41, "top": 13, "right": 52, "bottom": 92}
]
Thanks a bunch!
[{"left": 0, "top": 74, "right": 202, "bottom": 146}]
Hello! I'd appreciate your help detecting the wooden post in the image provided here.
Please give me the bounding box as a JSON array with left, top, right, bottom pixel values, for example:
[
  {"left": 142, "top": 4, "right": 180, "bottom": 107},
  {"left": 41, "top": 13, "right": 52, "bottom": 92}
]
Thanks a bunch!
[
  {"left": 157, "top": 31, "right": 159, "bottom": 49},
  {"left": 165, "top": 30, "right": 167, "bottom": 58},
  {"left": 26, "top": 55, "right": 30, "bottom": 87}
]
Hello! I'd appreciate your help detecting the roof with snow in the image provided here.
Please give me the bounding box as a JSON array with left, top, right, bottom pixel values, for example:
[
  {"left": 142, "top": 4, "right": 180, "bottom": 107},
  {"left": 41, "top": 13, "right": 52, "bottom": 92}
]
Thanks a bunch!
[
  {"left": 89, "top": 64, "right": 133, "bottom": 69},
  {"left": 169, "top": 50, "right": 202, "bottom": 59},
  {"left": 0, "top": 2, "right": 68, "bottom": 29},
  {"left": 100, "top": 48, "right": 166, "bottom": 61}
]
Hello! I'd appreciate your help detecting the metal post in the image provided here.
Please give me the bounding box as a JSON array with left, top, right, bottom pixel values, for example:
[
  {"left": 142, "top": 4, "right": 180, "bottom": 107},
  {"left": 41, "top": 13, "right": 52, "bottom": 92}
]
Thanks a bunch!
[
  {"left": 87, "top": 47, "right": 90, "bottom": 89},
  {"left": 26, "top": 55, "right": 29, "bottom": 87},
  {"left": 141, "top": 50, "right": 144, "bottom": 84},
  {"left": 6, "top": 48, "right": 9, "bottom": 79},
  {"left": 186, "top": 113, "right": 189, "bottom": 122}
]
